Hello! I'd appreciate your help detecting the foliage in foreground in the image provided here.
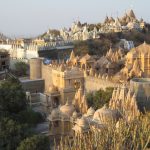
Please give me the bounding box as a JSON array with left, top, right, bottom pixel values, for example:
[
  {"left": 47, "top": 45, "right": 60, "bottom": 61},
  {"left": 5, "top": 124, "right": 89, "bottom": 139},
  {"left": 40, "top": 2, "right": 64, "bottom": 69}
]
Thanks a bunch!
[
  {"left": 14, "top": 61, "right": 28, "bottom": 77},
  {"left": 17, "top": 135, "right": 50, "bottom": 150},
  {"left": 58, "top": 114, "right": 150, "bottom": 150},
  {"left": 0, "top": 118, "right": 29, "bottom": 150},
  {"left": 0, "top": 78, "right": 45, "bottom": 150},
  {"left": 86, "top": 87, "right": 113, "bottom": 110},
  {"left": 0, "top": 78, "right": 27, "bottom": 116}
]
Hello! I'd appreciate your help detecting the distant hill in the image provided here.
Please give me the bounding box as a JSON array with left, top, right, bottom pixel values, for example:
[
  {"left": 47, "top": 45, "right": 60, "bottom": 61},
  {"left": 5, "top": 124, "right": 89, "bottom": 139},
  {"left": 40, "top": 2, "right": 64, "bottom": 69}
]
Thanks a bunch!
[{"left": 73, "top": 29, "right": 150, "bottom": 56}]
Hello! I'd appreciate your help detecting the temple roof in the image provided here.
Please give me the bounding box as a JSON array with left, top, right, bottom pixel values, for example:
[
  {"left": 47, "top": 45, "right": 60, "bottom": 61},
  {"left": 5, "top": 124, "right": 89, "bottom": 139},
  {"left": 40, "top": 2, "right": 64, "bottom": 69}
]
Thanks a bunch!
[
  {"left": 96, "top": 56, "right": 110, "bottom": 67},
  {"left": 60, "top": 100, "right": 75, "bottom": 117},
  {"left": 127, "top": 9, "right": 136, "bottom": 19},
  {"left": 128, "top": 42, "right": 150, "bottom": 55},
  {"left": 80, "top": 54, "right": 95, "bottom": 63}
]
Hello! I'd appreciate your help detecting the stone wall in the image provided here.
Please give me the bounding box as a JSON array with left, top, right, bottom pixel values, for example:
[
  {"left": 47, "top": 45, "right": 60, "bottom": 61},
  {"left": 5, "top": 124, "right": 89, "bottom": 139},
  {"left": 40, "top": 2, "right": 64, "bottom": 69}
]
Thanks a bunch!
[
  {"left": 41, "top": 64, "right": 53, "bottom": 92},
  {"left": 28, "top": 58, "right": 121, "bottom": 95},
  {"left": 20, "top": 79, "right": 44, "bottom": 93},
  {"left": 85, "top": 76, "right": 120, "bottom": 92},
  {"left": 41, "top": 64, "right": 120, "bottom": 93}
]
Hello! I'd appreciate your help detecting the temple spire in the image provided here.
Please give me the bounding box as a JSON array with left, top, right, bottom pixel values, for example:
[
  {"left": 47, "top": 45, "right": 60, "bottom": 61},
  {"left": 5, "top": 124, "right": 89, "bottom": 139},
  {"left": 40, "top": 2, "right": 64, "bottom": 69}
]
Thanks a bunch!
[{"left": 70, "top": 50, "right": 75, "bottom": 61}]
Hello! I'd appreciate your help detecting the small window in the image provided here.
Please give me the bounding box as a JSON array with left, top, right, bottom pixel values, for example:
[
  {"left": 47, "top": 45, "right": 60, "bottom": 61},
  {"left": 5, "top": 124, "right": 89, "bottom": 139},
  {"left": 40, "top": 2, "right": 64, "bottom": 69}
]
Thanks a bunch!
[
  {"left": 1, "top": 61, "right": 5, "bottom": 66},
  {"left": 54, "top": 121, "right": 59, "bottom": 127},
  {"left": 1, "top": 55, "right": 6, "bottom": 58},
  {"left": 69, "top": 79, "right": 71, "bottom": 85}
]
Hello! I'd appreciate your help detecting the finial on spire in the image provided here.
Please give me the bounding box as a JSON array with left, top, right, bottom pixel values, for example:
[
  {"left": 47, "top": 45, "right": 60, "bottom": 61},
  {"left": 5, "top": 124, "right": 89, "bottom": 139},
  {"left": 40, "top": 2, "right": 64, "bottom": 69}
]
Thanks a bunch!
[{"left": 65, "top": 98, "right": 70, "bottom": 105}]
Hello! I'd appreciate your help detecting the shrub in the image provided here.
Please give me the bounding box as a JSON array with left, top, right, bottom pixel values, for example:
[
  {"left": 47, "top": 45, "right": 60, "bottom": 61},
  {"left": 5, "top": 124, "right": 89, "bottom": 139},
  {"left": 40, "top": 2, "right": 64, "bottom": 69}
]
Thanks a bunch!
[
  {"left": 86, "top": 87, "right": 113, "bottom": 109},
  {"left": 14, "top": 62, "right": 28, "bottom": 77},
  {"left": 17, "top": 135, "right": 50, "bottom": 150},
  {"left": 18, "top": 108, "right": 44, "bottom": 127}
]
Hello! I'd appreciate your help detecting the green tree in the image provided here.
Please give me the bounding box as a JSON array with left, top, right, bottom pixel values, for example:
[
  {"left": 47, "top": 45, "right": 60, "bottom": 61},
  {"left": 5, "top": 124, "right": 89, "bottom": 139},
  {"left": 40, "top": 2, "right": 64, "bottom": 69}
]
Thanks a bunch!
[
  {"left": 14, "top": 61, "right": 28, "bottom": 76},
  {"left": 0, "top": 118, "right": 29, "bottom": 150},
  {"left": 86, "top": 87, "right": 113, "bottom": 109},
  {"left": 0, "top": 78, "right": 27, "bottom": 116},
  {"left": 0, "top": 78, "right": 48, "bottom": 150},
  {"left": 18, "top": 108, "right": 44, "bottom": 127},
  {"left": 17, "top": 135, "right": 50, "bottom": 150}
]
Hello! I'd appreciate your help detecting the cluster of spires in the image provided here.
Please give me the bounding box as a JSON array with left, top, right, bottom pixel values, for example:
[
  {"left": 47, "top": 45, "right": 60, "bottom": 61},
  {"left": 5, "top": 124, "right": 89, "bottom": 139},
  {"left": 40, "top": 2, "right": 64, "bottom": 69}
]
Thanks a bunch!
[
  {"left": 88, "top": 68, "right": 111, "bottom": 80},
  {"left": 109, "top": 84, "right": 140, "bottom": 121},
  {"left": 104, "top": 9, "right": 140, "bottom": 25},
  {"left": 73, "top": 86, "right": 88, "bottom": 114},
  {"left": 106, "top": 47, "right": 124, "bottom": 63}
]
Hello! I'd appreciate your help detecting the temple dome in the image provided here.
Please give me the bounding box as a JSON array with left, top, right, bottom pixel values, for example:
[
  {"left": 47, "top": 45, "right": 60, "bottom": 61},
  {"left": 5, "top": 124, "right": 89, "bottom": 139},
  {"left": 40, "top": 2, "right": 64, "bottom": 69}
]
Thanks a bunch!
[
  {"left": 93, "top": 105, "right": 121, "bottom": 124},
  {"left": 51, "top": 108, "right": 60, "bottom": 119},
  {"left": 60, "top": 100, "right": 75, "bottom": 116}
]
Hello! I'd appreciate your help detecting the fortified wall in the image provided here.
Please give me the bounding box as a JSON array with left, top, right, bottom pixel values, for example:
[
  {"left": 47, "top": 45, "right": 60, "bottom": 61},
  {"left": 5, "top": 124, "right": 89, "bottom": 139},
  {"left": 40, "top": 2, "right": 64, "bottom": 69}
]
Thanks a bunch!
[
  {"left": 29, "top": 58, "right": 53, "bottom": 92},
  {"left": 41, "top": 64, "right": 53, "bottom": 92},
  {"left": 29, "top": 58, "right": 120, "bottom": 93},
  {"left": 85, "top": 76, "right": 119, "bottom": 92}
]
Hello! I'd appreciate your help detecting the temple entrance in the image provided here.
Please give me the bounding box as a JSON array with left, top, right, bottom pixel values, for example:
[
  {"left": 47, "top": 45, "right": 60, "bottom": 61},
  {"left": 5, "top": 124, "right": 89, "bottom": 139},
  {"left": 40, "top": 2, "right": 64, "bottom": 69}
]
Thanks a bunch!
[
  {"left": 81, "top": 64, "right": 86, "bottom": 70},
  {"left": 53, "top": 97, "right": 59, "bottom": 107}
]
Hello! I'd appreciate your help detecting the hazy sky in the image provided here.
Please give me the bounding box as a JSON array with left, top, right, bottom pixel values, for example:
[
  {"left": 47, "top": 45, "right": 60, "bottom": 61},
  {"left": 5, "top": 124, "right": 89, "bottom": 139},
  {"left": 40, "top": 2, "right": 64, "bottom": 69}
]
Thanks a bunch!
[{"left": 0, "top": 0, "right": 149, "bottom": 37}]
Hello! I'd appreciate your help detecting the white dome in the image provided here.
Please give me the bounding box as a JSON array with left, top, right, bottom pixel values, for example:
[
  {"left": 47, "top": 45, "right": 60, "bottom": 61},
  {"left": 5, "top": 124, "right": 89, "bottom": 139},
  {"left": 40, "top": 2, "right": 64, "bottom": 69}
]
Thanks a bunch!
[
  {"left": 93, "top": 105, "right": 120, "bottom": 124},
  {"left": 60, "top": 101, "right": 75, "bottom": 117}
]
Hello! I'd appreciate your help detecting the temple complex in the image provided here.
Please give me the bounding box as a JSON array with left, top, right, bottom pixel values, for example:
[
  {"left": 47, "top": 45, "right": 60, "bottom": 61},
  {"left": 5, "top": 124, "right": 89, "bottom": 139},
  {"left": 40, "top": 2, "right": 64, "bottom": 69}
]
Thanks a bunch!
[
  {"left": 121, "top": 42, "right": 150, "bottom": 78},
  {"left": 109, "top": 84, "right": 140, "bottom": 121},
  {"left": 16, "top": 37, "right": 150, "bottom": 138},
  {"left": 60, "top": 10, "right": 145, "bottom": 41}
]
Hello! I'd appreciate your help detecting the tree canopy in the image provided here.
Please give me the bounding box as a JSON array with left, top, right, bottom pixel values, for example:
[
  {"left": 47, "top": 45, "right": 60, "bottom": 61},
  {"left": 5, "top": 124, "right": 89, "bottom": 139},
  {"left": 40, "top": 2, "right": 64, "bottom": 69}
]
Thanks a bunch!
[
  {"left": 86, "top": 87, "right": 113, "bottom": 110},
  {"left": 17, "top": 135, "right": 50, "bottom": 150},
  {"left": 14, "top": 61, "right": 28, "bottom": 77},
  {"left": 0, "top": 78, "right": 46, "bottom": 150},
  {"left": 0, "top": 117, "right": 29, "bottom": 150},
  {"left": 0, "top": 78, "right": 27, "bottom": 116}
]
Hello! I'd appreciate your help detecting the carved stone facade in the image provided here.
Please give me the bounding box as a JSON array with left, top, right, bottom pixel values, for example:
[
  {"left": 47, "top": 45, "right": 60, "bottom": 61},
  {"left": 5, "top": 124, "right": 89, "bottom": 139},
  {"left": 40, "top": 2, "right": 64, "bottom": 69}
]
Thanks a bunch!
[
  {"left": 109, "top": 79, "right": 150, "bottom": 121},
  {"left": 109, "top": 84, "right": 140, "bottom": 121},
  {"left": 47, "top": 86, "right": 88, "bottom": 136},
  {"left": 121, "top": 42, "right": 150, "bottom": 78},
  {"left": 28, "top": 48, "right": 150, "bottom": 137}
]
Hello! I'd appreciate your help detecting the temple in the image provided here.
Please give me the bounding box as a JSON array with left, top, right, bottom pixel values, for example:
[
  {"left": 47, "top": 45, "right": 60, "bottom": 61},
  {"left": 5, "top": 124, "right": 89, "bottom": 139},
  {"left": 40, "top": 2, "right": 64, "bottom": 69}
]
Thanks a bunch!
[{"left": 121, "top": 42, "right": 150, "bottom": 78}]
